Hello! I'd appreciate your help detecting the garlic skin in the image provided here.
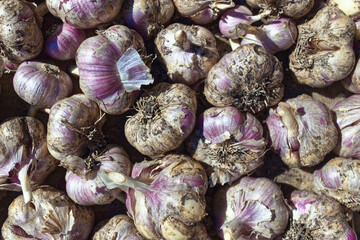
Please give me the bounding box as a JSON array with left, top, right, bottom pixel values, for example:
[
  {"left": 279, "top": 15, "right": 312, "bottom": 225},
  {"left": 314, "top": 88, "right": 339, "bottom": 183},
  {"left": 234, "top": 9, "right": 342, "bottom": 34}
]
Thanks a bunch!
[
  {"left": 155, "top": 23, "right": 219, "bottom": 85},
  {"left": 204, "top": 44, "right": 284, "bottom": 114},
  {"left": 13, "top": 61, "right": 73, "bottom": 110},
  {"left": 47, "top": 94, "right": 106, "bottom": 161},
  {"left": 0, "top": 0, "right": 43, "bottom": 69},
  {"left": 46, "top": 0, "right": 124, "bottom": 29},
  {"left": 77, "top": 25, "right": 152, "bottom": 115},
  {"left": 284, "top": 190, "right": 356, "bottom": 240},
  {"left": 212, "top": 177, "right": 289, "bottom": 240},
  {"left": 92, "top": 214, "right": 145, "bottom": 239},
  {"left": 45, "top": 23, "right": 86, "bottom": 61},
  {"left": 311, "top": 157, "right": 360, "bottom": 211},
  {"left": 64, "top": 145, "right": 132, "bottom": 206},
  {"left": 289, "top": 6, "right": 356, "bottom": 88},
  {"left": 332, "top": 94, "right": 360, "bottom": 159},
  {"left": 123, "top": 0, "right": 175, "bottom": 40},
  {"left": 0, "top": 117, "right": 57, "bottom": 203},
  {"left": 341, "top": 58, "right": 360, "bottom": 93},
  {"left": 125, "top": 82, "right": 197, "bottom": 157},
  {"left": 2, "top": 185, "right": 95, "bottom": 240},
  {"left": 124, "top": 154, "right": 208, "bottom": 240},
  {"left": 266, "top": 94, "right": 338, "bottom": 168},
  {"left": 328, "top": 0, "right": 360, "bottom": 20},
  {"left": 173, "top": 0, "right": 235, "bottom": 24},
  {"left": 186, "top": 107, "right": 266, "bottom": 186}
]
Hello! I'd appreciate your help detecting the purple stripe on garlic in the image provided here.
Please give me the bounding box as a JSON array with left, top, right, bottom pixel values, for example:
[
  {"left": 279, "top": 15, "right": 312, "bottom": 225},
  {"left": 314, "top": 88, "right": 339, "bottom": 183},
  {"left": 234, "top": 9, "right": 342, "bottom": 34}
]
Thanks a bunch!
[
  {"left": 13, "top": 61, "right": 73, "bottom": 114},
  {"left": 45, "top": 23, "right": 86, "bottom": 61},
  {"left": 0, "top": 117, "right": 57, "bottom": 203},
  {"left": 186, "top": 106, "right": 266, "bottom": 186},
  {"left": 155, "top": 23, "right": 219, "bottom": 85},
  {"left": 64, "top": 145, "right": 132, "bottom": 206},
  {"left": 77, "top": 25, "right": 152, "bottom": 115},
  {"left": 212, "top": 177, "right": 289, "bottom": 240},
  {"left": 266, "top": 94, "right": 338, "bottom": 168},
  {"left": 47, "top": 94, "right": 106, "bottom": 161}
]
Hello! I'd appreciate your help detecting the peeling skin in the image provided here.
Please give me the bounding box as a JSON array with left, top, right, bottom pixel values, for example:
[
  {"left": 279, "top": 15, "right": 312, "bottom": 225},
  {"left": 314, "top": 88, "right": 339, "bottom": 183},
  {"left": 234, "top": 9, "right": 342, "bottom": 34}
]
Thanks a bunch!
[
  {"left": 1, "top": 186, "right": 95, "bottom": 240},
  {"left": 125, "top": 82, "right": 197, "bottom": 157},
  {"left": 289, "top": 6, "right": 356, "bottom": 88}
]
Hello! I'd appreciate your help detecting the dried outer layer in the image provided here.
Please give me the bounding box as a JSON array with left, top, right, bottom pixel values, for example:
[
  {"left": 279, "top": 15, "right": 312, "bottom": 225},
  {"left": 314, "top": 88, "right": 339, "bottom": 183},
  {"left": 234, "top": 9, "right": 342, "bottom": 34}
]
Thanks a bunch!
[
  {"left": 284, "top": 190, "right": 356, "bottom": 240},
  {"left": 47, "top": 94, "right": 106, "bottom": 161},
  {"left": 1, "top": 185, "right": 95, "bottom": 240},
  {"left": 173, "top": 0, "right": 234, "bottom": 24},
  {"left": 331, "top": 94, "right": 360, "bottom": 159},
  {"left": 92, "top": 214, "right": 145, "bottom": 239},
  {"left": 155, "top": 23, "right": 219, "bottom": 85},
  {"left": 191, "top": 223, "right": 211, "bottom": 240},
  {"left": 0, "top": 117, "right": 57, "bottom": 199},
  {"left": 204, "top": 44, "right": 284, "bottom": 114},
  {"left": 77, "top": 25, "right": 146, "bottom": 115},
  {"left": 266, "top": 94, "right": 338, "bottom": 168},
  {"left": 125, "top": 82, "right": 197, "bottom": 157},
  {"left": 125, "top": 154, "right": 208, "bottom": 240},
  {"left": 13, "top": 61, "right": 73, "bottom": 110},
  {"left": 64, "top": 145, "right": 132, "bottom": 206},
  {"left": 0, "top": 0, "right": 43, "bottom": 68},
  {"left": 311, "top": 157, "right": 360, "bottom": 211},
  {"left": 46, "top": 0, "right": 124, "bottom": 29},
  {"left": 289, "top": 6, "right": 356, "bottom": 88},
  {"left": 123, "top": 0, "right": 174, "bottom": 40},
  {"left": 186, "top": 107, "right": 266, "bottom": 186},
  {"left": 212, "top": 177, "right": 290, "bottom": 240}
]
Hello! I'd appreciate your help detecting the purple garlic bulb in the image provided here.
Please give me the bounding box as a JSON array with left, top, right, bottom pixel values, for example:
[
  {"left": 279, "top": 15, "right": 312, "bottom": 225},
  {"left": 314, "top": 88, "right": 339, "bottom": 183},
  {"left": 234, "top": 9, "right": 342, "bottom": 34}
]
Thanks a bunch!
[
  {"left": 241, "top": 18, "right": 298, "bottom": 54},
  {"left": 204, "top": 44, "right": 284, "bottom": 114},
  {"left": 45, "top": 23, "right": 86, "bottom": 60},
  {"left": 173, "top": 0, "right": 235, "bottom": 25},
  {"left": 341, "top": 59, "right": 360, "bottom": 93},
  {"left": 92, "top": 214, "right": 145, "bottom": 239},
  {"left": 332, "top": 94, "right": 360, "bottom": 159},
  {"left": 187, "top": 106, "right": 266, "bottom": 186},
  {"left": 77, "top": 25, "right": 153, "bottom": 115},
  {"left": 46, "top": 0, "right": 124, "bottom": 29},
  {"left": 125, "top": 82, "right": 197, "bottom": 157},
  {"left": 13, "top": 61, "right": 73, "bottom": 114},
  {"left": 266, "top": 94, "right": 338, "bottom": 168},
  {"left": 123, "top": 0, "right": 175, "bottom": 40},
  {"left": 212, "top": 177, "right": 290, "bottom": 240},
  {"left": 289, "top": 6, "right": 356, "bottom": 88},
  {"left": 2, "top": 185, "right": 95, "bottom": 240},
  {"left": 284, "top": 190, "right": 356, "bottom": 240},
  {"left": 47, "top": 94, "right": 106, "bottom": 161},
  {"left": 311, "top": 157, "right": 360, "bottom": 211},
  {"left": 0, "top": 117, "right": 57, "bottom": 203},
  {"left": 64, "top": 145, "right": 132, "bottom": 206},
  {"left": 99, "top": 154, "right": 208, "bottom": 240},
  {"left": 155, "top": 23, "right": 219, "bottom": 85}
]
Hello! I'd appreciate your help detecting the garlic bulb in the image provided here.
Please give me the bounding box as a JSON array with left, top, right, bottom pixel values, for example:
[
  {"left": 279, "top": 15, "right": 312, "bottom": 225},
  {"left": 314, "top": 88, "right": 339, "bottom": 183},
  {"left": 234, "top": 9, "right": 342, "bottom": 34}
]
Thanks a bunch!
[
  {"left": 284, "top": 190, "right": 356, "bottom": 240},
  {"left": 155, "top": 23, "right": 219, "bottom": 85},
  {"left": 2, "top": 185, "right": 95, "bottom": 240},
  {"left": 47, "top": 94, "right": 106, "bottom": 161},
  {"left": 266, "top": 94, "right": 338, "bottom": 168},
  {"left": 0, "top": 117, "right": 57, "bottom": 203},
  {"left": 125, "top": 82, "right": 197, "bottom": 157},
  {"left": 99, "top": 154, "right": 208, "bottom": 240},
  {"left": 77, "top": 25, "right": 153, "bottom": 115},
  {"left": 13, "top": 61, "right": 73, "bottom": 113},
  {"left": 212, "top": 177, "right": 290, "bottom": 239},
  {"left": 186, "top": 106, "right": 266, "bottom": 186},
  {"left": 204, "top": 44, "right": 284, "bottom": 114},
  {"left": 92, "top": 214, "right": 145, "bottom": 239},
  {"left": 46, "top": 0, "right": 124, "bottom": 29},
  {"left": 64, "top": 145, "right": 132, "bottom": 206}
]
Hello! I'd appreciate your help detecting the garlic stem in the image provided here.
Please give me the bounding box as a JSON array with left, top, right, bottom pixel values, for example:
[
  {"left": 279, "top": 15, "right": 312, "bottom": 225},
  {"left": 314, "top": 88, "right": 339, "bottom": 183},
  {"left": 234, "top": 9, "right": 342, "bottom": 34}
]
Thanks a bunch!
[
  {"left": 18, "top": 160, "right": 33, "bottom": 204},
  {"left": 35, "top": 2, "right": 49, "bottom": 17},
  {"left": 174, "top": 30, "right": 191, "bottom": 51},
  {"left": 27, "top": 105, "right": 39, "bottom": 117},
  {"left": 69, "top": 65, "right": 79, "bottom": 77},
  {"left": 107, "top": 171, "right": 150, "bottom": 193},
  {"left": 229, "top": 39, "right": 241, "bottom": 50},
  {"left": 212, "top": 1, "right": 235, "bottom": 10},
  {"left": 224, "top": 230, "right": 234, "bottom": 240},
  {"left": 275, "top": 168, "right": 312, "bottom": 191},
  {"left": 277, "top": 102, "right": 299, "bottom": 140}
]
